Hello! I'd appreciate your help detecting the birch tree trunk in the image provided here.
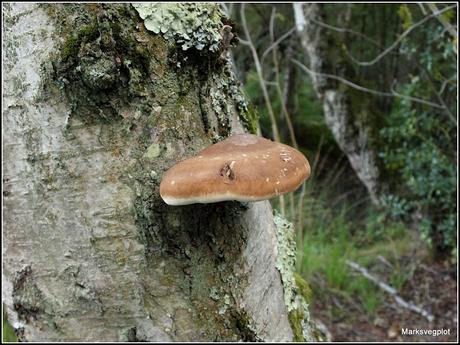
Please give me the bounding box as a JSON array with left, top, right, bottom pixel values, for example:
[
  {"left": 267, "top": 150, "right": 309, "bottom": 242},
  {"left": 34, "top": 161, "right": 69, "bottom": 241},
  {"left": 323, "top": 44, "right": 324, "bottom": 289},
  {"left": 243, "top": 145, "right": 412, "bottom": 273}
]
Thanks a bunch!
[
  {"left": 293, "top": 3, "right": 385, "bottom": 205},
  {"left": 3, "top": 3, "right": 315, "bottom": 342}
]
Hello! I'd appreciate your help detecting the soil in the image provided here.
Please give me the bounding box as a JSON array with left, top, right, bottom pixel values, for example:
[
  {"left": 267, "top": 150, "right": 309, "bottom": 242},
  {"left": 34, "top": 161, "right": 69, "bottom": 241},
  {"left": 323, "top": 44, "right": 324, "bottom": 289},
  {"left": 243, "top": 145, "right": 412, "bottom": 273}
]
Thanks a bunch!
[{"left": 311, "top": 255, "right": 457, "bottom": 342}]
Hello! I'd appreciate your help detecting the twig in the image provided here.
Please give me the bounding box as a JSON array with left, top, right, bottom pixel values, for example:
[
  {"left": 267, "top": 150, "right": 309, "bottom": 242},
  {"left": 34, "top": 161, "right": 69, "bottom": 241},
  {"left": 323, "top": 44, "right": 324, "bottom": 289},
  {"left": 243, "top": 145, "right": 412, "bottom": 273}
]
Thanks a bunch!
[
  {"left": 344, "top": 4, "right": 457, "bottom": 66},
  {"left": 240, "top": 3, "right": 285, "bottom": 216},
  {"left": 377, "top": 255, "right": 394, "bottom": 269},
  {"left": 240, "top": 4, "right": 280, "bottom": 143},
  {"left": 279, "top": 36, "right": 298, "bottom": 221},
  {"left": 292, "top": 58, "right": 446, "bottom": 109},
  {"left": 268, "top": 7, "right": 298, "bottom": 149},
  {"left": 345, "top": 260, "right": 435, "bottom": 322},
  {"left": 269, "top": 7, "right": 297, "bottom": 221},
  {"left": 426, "top": 3, "right": 457, "bottom": 43},
  {"left": 438, "top": 75, "right": 456, "bottom": 95},
  {"left": 419, "top": 263, "right": 438, "bottom": 275},
  {"left": 390, "top": 78, "right": 456, "bottom": 126},
  {"left": 261, "top": 26, "right": 296, "bottom": 62},
  {"left": 308, "top": 16, "right": 385, "bottom": 49},
  {"left": 330, "top": 187, "right": 365, "bottom": 208},
  {"left": 405, "top": 63, "right": 457, "bottom": 126},
  {"left": 417, "top": 3, "right": 427, "bottom": 16},
  {"left": 296, "top": 136, "right": 323, "bottom": 245},
  {"left": 238, "top": 37, "right": 250, "bottom": 46}
]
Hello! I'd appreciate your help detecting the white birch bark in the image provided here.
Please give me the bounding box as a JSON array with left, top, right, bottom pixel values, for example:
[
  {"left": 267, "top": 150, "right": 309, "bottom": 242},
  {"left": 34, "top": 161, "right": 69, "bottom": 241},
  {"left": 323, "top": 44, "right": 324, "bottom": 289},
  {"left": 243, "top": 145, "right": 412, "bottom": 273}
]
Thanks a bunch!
[{"left": 2, "top": 3, "right": 304, "bottom": 341}]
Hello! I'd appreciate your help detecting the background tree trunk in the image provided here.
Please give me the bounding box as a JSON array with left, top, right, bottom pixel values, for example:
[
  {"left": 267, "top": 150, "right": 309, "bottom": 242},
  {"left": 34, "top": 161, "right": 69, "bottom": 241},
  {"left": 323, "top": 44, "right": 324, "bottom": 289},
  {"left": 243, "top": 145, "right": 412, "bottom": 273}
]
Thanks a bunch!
[
  {"left": 3, "top": 3, "right": 315, "bottom": 341},
  {"left": 294, "top": 3, "right": 386, "bottom": 205}
]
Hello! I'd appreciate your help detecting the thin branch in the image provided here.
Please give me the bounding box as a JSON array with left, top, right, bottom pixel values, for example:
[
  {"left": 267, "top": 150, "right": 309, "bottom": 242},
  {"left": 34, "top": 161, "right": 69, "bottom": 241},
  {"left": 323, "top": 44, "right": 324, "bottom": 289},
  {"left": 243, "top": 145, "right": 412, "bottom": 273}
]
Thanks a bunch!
[
  {"left": 346, "top": 260, "right": 435, "bottom": 322},
  {"left": 439, "top": 75, "right": 457, "bottom": 95},
  {"left": 344, "top": 4, "right": 457, "bottom": 66},
  {"left": 269, "top": 7, "right": 298, "bottom": 149},
  {"left": 261, "top": 26, "right": 296, "bottom": 62},
  {"left": 264, "top": 80, "right": 278, "bottom": 87},
  {"left": 281, "top": 40, "right": 298, "bottom": 222},
  {"left": 417, "top": 3, "right": 427, "bottom": 15},
  {"left": 308, "top": 16, "right": 384, "bottom": 49},
  {"left": 292, "top": 58, "right": 447, "bottom": 109},
  {"left": 427, "top": 3, "right": 457, "bottom": 42},
  {"left": 377, "top": 255, "right": 393, "bottom": 269},
  {"left": 306, "top": 7, "right": 405, "bottom": 85},
  {"left": 240, "top": 3, "right": 285, "bottom": 216},
  {"left": 296, "top": 136, "right": 323, "bottom": 248},
  {"left": 391, "top": 75, "right": 457, "bottom": 126},
  {"left": 238, "top": 37, "right": 250, "bottom": 46},
  {"left": 240, "top": 4, "right": 280, "bottom": 142},
  {"left": 268, "top": 6, "right": 299, "bottom": 222}
]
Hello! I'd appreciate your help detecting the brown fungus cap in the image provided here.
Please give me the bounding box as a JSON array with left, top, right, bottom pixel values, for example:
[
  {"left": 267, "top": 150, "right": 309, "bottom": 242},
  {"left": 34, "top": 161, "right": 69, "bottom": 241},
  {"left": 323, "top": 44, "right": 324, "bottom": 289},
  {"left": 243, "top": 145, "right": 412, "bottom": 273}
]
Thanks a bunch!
[{"left": 160, "top": 134, "right": 311, "bottom": 206}]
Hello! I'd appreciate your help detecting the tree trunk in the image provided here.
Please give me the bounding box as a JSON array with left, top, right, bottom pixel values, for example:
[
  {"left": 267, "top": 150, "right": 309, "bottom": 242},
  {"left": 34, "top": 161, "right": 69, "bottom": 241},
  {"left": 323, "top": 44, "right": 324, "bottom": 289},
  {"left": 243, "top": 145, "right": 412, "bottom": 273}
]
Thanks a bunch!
[
  {"left": 293, "top": 3, "right": 385, "bottom": 205},
  {"left": 3, "top": 3, "right": 315, "bottom": 342}
]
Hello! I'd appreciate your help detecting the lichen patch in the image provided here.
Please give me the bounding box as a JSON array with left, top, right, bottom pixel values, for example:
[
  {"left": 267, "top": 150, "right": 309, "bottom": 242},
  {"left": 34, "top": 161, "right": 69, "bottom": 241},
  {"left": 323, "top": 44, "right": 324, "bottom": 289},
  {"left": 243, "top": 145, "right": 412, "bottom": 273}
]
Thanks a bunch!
[
  {"left": 273, "top": 213, "right": 314, "bottom": 342},
  {"left": 133, "top": 3, "right": 223, "bottom": 52}
]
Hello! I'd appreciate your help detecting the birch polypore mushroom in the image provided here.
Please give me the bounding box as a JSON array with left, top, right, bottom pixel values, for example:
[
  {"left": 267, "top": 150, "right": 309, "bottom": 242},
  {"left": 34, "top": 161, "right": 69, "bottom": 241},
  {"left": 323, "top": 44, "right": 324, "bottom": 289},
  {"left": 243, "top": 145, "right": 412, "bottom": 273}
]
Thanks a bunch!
[{"left": 160, "top": 134, "right": 310, "bottom": 206}]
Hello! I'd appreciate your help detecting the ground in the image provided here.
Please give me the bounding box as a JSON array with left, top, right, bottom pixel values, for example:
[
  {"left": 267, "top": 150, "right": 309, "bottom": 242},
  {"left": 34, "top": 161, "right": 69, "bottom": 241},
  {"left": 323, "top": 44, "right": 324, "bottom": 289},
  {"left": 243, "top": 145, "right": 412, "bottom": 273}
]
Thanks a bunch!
[{"left": 311, "top": 252, "right": 457, "bottom": 342}]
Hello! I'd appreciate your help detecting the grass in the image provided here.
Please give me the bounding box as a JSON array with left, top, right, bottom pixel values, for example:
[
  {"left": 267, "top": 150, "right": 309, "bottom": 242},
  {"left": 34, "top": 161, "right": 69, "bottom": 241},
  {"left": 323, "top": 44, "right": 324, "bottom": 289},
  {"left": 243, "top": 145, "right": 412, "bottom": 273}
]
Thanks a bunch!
[
  {"left": 293, "top": 193, "right": 416, "bottom": 316},
  {"left": 270, "top": 153, "right": 418, "bottom": 318},
  {"left": 297, "top": 195, "right": 411, "bottom": 314}
]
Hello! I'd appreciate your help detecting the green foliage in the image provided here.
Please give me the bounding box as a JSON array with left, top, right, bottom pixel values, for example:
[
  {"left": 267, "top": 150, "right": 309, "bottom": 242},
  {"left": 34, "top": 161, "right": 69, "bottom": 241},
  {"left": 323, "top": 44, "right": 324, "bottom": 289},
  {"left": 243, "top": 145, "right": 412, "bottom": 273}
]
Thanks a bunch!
[
  {"left": 231, "top": 6, "right": 456, "bottom": 336},
  {"left": 398, "top": 4, "right": 413, "bottom": 30},
  {"left": 440, "top": 7, "right": 456, "bottom": 22},
  {"left": 297, "top": 193, "right": 412, "bottom": 315},
  {"left": 324, "top": 244, "right": 349, "bottom": 289},
  {"left": 352, "top": 279, "right": 382, "bottom": 314},
  {"left": 361, "top": 209, "right": 407, "bottom": 245},
  {"left": 389, "top": 265, "right": 414, "bottom": 290},
  {"left": 379, "top": 23, "right": 457, "bottom": 253},
  {"left": 243, "top": 69, "right": 330, "bottom": 152}
]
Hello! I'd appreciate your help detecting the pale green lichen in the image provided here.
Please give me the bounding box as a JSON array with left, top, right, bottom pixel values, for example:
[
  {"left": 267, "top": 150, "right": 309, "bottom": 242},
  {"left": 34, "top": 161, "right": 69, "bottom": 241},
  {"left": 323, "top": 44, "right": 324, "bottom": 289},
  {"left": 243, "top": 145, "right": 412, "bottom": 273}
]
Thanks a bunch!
[
  {"left": 225, "top": 64, "right": 256, "bottom": 134},
  {"left": 133, "top": 3, "right": 223, "bottom": 52},
  {"left": 209, "top": 286, "right": 220, "bottom": 301},
  {"left": 208, "top": 63, "right": 250, "bottom": 135},
  {"left": 209, "top": 73, "right": 233, "bottom": 131},
  {"left": 273, "top": 213, "right": 314, "bottom": 342},
  {"left": 142, "top": 143, "right": 161, "bottom": 160}
]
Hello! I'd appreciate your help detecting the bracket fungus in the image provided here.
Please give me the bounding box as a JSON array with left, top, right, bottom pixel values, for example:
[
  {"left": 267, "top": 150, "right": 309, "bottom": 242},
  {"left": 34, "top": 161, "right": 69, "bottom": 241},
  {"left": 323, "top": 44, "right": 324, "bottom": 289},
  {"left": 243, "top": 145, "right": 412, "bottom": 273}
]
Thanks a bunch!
[{"left": 160, "top": 134, "right": 311, "bottom": 206}]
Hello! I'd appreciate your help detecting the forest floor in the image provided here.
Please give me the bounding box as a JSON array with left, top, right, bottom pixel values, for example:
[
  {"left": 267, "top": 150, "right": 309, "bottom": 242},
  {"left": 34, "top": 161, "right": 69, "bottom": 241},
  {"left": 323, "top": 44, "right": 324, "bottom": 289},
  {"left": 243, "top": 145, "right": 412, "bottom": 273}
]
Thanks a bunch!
[
  {"left": 294, "top": 158, "right": 458, "bottom": 342},
  {"left": 310, "top": 248, "right": 457, "bottom": 342}
]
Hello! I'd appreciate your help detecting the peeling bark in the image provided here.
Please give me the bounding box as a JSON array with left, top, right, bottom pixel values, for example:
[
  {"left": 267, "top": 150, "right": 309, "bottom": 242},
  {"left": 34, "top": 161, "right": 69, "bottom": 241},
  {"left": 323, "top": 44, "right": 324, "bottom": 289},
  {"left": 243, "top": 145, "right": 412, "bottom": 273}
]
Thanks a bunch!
[{"left": 2, "top": 3, "right": 313, "bottom": 341}]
